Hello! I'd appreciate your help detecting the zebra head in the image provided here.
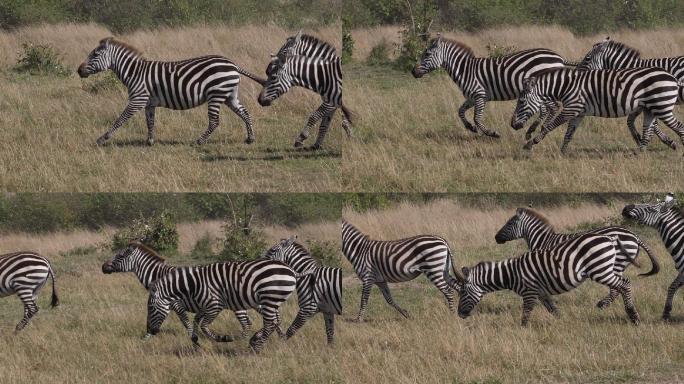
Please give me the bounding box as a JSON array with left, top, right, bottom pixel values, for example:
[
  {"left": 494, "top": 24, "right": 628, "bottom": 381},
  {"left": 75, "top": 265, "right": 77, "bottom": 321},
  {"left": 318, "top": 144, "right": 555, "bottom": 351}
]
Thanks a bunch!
[
  {"left": 263, "top": 236, "right": 298, "bottom": 263},
  {"left": 102, "top": 242, "right": 139, "bottom": 274},
  {"left": 146, "top": 284, "right": 170, "bottom": 337},
  {"left": 412, "top": 36, "right": 444, "bottom": 78},
  {"left": 78, "top": 37, "right": 116, "bottom": 78},
  {"left": 495, "top": 208, "right": 527, "bottom": 244},
  {"left": 258, "top": 54, "right": 294, "bottom": 107},
  {"left": 266, "top": 30, "right": 304, "bottom": 76},
  {"left": 511, "top": 77, "right": 542, "bottom": 130},
  {"left": 456, "top": 266, "right": 484, "bottom": 319},
  {"left": 577, "top": 36, "right": 612, "bottom": 71},
  {"left": 622, "top": 194, "right": 677, "bottom": 226}
]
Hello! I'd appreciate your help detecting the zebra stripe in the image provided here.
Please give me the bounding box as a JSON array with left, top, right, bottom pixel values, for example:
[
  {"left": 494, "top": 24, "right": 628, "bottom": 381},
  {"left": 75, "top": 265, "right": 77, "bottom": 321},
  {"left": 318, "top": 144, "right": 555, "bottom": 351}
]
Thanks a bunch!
[
  {"left": 412, "top": 36, "right": 568, "bottom": 138},
  {"left": 102, "top": 241, "right": 252, "bottom": 337},
  {"left": 495, "top": 207, "right": 659, "bottom": 309},
  {"left": 577, "top": 37, "right": 682, "bottom": 150},
  {"left": 266, "top": 31, "right": 338, "bottom": 76},
  {"left": 78, "top": 37, "right": 264, "bottom": 146},
  {"left": 341, "top": 220, "right": 461, "bottom": 322},
  {"left": 512, "top": 67, "right": 684, "bottom": 153},
  {"left": 456, "top": 233, "right": 641, "bottom": 326},
  {"left": 146, "top": 258, "right": 296, "bottom": 353},
  {"left": 263, "top": 237, "right": 342, "bottom": 344},
  {"left": 0, "top": 251, "right": 59, "bottom": 331},
  {"left": 623, "top": 194, "right": 684, "bottom": 320}
]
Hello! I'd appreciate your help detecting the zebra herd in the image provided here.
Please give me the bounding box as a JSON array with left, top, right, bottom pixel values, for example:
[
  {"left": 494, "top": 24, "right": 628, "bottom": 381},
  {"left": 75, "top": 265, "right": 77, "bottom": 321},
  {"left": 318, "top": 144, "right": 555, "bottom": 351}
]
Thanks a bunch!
[
  {"left": 413, "top": 35, "right": 684, "bottom": 154},
  {"left": 77, "top": 31, "right": 349, "bottom": 149},
  {"left": 3, "top": 193, "right": 684, "bottom": 353}
]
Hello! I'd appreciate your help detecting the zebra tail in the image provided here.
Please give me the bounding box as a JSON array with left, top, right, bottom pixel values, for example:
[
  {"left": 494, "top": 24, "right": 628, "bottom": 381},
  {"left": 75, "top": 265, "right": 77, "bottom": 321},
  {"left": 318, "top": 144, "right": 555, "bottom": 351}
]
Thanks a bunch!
[
  {"left": 635, "top": 238, "right": 660, "bottom": 277},
  {"left": 294, "top": 267, "right": 317, "bottom": 279},
  {"left": 48, "top": 262, "right": 59, "bottom": 308},
  {"left": 563, "top": 59, "right": 580, "bottom": 67},
  {"left": 341, "top": 102, "right": 354, "bottom": 125},
  {"left": 235, "top": 66, "right": 267, "bottom": 86},
  {"left": 443, "top": 246, "right": 462, "bottom": 292}
]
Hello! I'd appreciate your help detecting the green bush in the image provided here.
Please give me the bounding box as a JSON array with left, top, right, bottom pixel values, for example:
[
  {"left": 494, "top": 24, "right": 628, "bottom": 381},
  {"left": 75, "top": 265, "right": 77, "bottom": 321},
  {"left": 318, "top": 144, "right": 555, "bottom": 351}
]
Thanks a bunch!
[
  {"left": 111, "top": 211, "right": 179, "bottom": 253},
  {"left": 80, "top": 72, "right": 124, "bottom": 95},
  {"left": 218, "top": 222, "right": 267, "bottom": 262},
  {"left": 394, "top": 0, "right": 436, "bottom": 71},
  {"left": 14, "top": 42, "right": 70, "bottom": 76},
  {"left": 342, "top": 16, "right": 355, "bottom": 64},
  {"left": 366, "top": 41, "right": 391, "bottom": 66},
  {"left": 486, "top": 42, "right": 517, "bottom": 59},
  {"left": 189, "top": 233, "right": 217, "bottom": 260},
  {"left": 306, "top": 240, "right": 341, "bottom": 268}
]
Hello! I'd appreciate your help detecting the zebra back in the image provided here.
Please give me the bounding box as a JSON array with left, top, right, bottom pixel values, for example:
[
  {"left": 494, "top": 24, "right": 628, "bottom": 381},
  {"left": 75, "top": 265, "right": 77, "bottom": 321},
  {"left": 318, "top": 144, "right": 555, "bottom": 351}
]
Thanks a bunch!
[{"left": 267, "top": 32, "right": 338, "bottom": 75}]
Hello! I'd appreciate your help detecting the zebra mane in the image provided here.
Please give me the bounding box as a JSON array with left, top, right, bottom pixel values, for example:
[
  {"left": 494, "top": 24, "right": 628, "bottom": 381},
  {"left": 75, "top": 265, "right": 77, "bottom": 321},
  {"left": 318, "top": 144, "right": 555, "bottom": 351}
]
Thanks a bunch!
[
  {"left": 128, "top": 241, "right": 166, "bottom": 262},
  {"left": 297, "top": 34, "right": 338, "bottom": 56},
  {"left": 343, "top": 220, "right": 370, "bottom": 239},
  {"left": 437, "top": 38, "right": 475, "bottom": 58},
  {"left": 518, "top": 208, "right": 555, "bottom": 230},
  {"left": 606, "top": 40, "right": 642, "bottom": 59},
  {"left": 102, "top": 37, "right": 144, "bottom": 58}
]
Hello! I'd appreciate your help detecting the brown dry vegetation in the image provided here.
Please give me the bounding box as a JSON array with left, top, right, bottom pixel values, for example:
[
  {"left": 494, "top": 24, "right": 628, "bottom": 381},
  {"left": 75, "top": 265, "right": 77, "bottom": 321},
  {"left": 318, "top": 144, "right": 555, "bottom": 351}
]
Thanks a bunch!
[
  {"left": 1, "top": 197, "right": 684, "bottom": 383},
  {"left": 0, "top": 23, "right": 343, "bottom": 192},
  {"left": 343, "top": 26, "right": 684, "bottom": 191}
]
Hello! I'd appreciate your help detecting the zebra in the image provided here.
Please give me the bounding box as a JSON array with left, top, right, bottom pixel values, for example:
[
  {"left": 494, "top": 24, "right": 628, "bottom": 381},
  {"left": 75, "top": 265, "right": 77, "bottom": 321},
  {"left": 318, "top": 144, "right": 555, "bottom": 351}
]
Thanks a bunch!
[
  {"left": 341, "top": 220, "right": 462, "bottom": 322},
  {"left": 411, "top": 36, "right": 570, "bottom": 138},
  {"left": 263, "top": 236, "right": 342, "bottom": 344},
  {"left": 577, "top": 36, "right": 684, "bottom": 150},
  {"left": 622, "top": 193, "right": 684, "bottom": 321},
  {"left": 495, "top": 207, "right": 659, "bottom": 309},
  {"left": 265, "top": 31, "right": 338, "bottom": 76},
  {"left": 455, "top": 232, "right": 641, "bottom": 326},
  {"left": 511, "top": 67, "right": 684, "bottom": 153},
  {"left": 0, "top": 251, "right": 59, "bottom": 331},
  {"left": 257, "top": 53, "right": 352, "bottom": 150},
  {"left": 102, "top": 241, "right": 252, "bottom": 337},
  {"left": 77, "top": 37, "right": 265, "bottom": 146},
  {"left": 145, "top": 258, "right": 297, "bottom": 353}
]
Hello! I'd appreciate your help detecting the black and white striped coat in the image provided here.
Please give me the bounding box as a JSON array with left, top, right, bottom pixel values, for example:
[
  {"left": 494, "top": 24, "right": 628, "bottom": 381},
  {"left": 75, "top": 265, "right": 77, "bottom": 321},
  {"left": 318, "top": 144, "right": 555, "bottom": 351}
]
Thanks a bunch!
[
  {"left": 456, "top": 233, "right": 641, "bottom": 326},
  {"left": 0, "top": 251, "right": 59, "bottom": 331},
  {"left": 623, "top": 194, "right": 684, "bottom": 320},
  {"left": 495, "top": 207, "right": 659, "bottom": 309},
  {"left": 412, "top": 36, "right": 568, "bottom": 138},
  {"left": 341, "top": 220, "right": 462, "bottom": 322},
  {"left": 78, "top": 37, "right": 264, "bottom": 146},
  {"left": 258, "top": 39, "right": 351, "bottom": 150},
  {"left": 264, "top": 237, "right": 342, "bottom": 344},
  {"left": 146, "top": 258, "right": 296, "bottom": 353},
  {"left": 102, "top": 241, "right": 252, "bottom": 337},
  {"left": 576, "top": 37, "right": 683, "bottom": 150},
  {"left": 512, "top": 67, "right": 684, "bottom": 153}
]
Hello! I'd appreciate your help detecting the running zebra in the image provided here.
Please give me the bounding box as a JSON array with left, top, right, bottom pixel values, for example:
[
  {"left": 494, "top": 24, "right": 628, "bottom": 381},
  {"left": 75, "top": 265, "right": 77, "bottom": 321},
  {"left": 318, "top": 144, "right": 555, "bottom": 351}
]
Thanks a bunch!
[
  {"left": 341, "top": 220, "right": 462, "bottom": 322},
  {"left": 576, "top": 37, "right": 683, "bottom": 150},
  {"left": 455, "top": 233, "right": 641, "bottom": 326},
  {"left": 258, "top": 53, "right": 352, "bottom": 150},
  {"left": 0, "top": 251, "right": 59, "bottom": 331},
  {"left": 102, "top": 241, "right": 252, "bottom": 337},
  {"left": 263, "top": 237, "right": 342, "bottom": 344},
  {"left": 146, "top": 258, "right": 296, "bottom": 353},
  {"left": 495, "top": 207, "right": 659, "bottom": 309},
  {"left": 78, "top": 37, "right": 265, "bottom": 146},
  {"left": 623, "top": 193, "right": 684, "bottom": 321},
  {"left": 412, "top": 36, "right": 569, "bottom": 138},
  {"left": 511, "top": 67, "right": 684, "bottom": 153},
  {"left": 265, "top": 31, "right": 338, "bottom": 76}
]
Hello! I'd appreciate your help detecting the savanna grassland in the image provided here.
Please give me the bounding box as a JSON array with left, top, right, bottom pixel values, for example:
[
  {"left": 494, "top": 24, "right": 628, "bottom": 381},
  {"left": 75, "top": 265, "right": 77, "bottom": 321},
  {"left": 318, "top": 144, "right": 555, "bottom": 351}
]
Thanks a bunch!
[
  {"left": 2, "top": 198, "right": 684, "bottom": 383},
  {"left": 0, "top": 23, "right": 343, "bottom": 192},
  {"left": 343, "top": 26, "right": 684, "bottom": 192}
]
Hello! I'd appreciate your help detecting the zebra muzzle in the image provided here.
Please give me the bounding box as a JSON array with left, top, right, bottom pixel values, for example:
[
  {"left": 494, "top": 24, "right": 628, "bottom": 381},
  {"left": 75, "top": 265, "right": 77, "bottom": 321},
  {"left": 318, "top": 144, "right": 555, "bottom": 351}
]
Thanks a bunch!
[
  {"left": 411, "top": 66, "right": 425, "bottom": 78},
  {"left": 77, "top": 63, "right": 89, "bottom": 78},
  {"left": 257, "top": 95, "right": 272, "bottom": 107},
  {"left": 101, "top": 261, "right": 115, "bottom": 274}
]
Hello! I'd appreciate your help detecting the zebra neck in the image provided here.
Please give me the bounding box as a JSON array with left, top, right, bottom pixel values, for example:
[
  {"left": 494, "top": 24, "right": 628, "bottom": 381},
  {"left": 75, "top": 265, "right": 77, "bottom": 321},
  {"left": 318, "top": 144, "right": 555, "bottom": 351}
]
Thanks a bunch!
[
  {"left": 285, "top": 255, "right": 319, "bottom": 273},
  {"left": 524, "top": 226, "right": 561, "bottom": 249},
  {"left": 658, "top": 210, "right": 684, "bottom": 268},
  {"left": 442, "top": 49, "right": 472, "bottom": 84},
  {"left": 290, "top": 58, "right": 338, "bottom": 92},
  {"left": 134, "top": 257, "right": 174, "bottom": 289},
  {"left": 343, "top": 233, "right": 371, "bottom": 274},
  {"left": 111, "top": 54, "right": 144, "bottom": 88},
  {"left": 640, "top": 58, "right": 671, "bottom": 72},
  {"left": 474, "top": 259, "right": 518, "bottom": 293}
]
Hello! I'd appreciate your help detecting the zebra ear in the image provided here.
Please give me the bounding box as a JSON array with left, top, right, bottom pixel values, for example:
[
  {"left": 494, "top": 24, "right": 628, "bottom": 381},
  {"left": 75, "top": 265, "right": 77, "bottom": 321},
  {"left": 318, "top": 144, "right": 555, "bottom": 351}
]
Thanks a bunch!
[
  {"left": 516, "top": 207, "right": 524, "bottom": 215},
  {"left": 294, "top": 30, "right": 303, "bottom": 42},
  {"left": 661, "top": 197, "right": 676, "bottom": 213},
  {"left": 604, "top": 36, "right": 610, "bottom": 42},
  {"left": 285, "top": 235, "right": 297, "bottom": 245}
]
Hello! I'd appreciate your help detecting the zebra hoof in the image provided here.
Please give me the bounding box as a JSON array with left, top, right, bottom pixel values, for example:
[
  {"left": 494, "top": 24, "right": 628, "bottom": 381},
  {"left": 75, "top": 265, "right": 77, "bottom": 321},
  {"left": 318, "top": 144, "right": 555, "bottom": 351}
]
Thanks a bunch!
[
  {"left": 195, "top": 138, "right": 208, "bottom": 146},
  {"left": 96, "top": 135, "right": 110, "bottom": 146},
  {"left": 244, "top": 137, "right": 255, "bottom": 145},
  {"left": 309, "top": 144, "right": 321, "bottom": 151},
  {"left": 523, "top": 142, "right": 534, "bottom": 151},
  {"left": 218, "top": 335, "right": 234, "bottom": 342},
  {"left": 488, "top": 131, "right": 501, "bottom": 139},
  {"left": 294, "top": 141, "right": 304, "bottom": 148},
  {"left": 146, "top": 138, "right": 154, "bottom": 146}
]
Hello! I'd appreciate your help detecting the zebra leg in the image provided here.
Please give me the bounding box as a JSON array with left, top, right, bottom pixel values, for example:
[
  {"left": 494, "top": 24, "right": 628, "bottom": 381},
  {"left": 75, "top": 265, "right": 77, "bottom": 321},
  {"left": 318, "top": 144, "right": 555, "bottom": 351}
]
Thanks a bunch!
[
  {"left": 377, "top": 281, "right": 410, "bottom": 319},
  {"left": 323, "top": 312, "right": 335, "bottom": 345},
  {"left": 342, "top": 117, "right": 353, "bottom": 138},
  {"left": 234, "top": 310, "right": 252, "bottom": 338},
  {"left": 472, "top": 97, "right": 500, "bottom": 138},
  {"left": 655, "top": 113, "right": 684, "bottom": 153},
  {"left": 457, "top": 99, "right": 477, "bottom": 133},
  {"left": 196, "top": 101, "right": 223, "bottom": 145},
  {"left": 626, "top": 112, "right": 642, "bottom": 147},
  {"left": 520, "top": 292, "right": 538, "bottom": 326},
  {"left": 662, "top": 271, "right": 684, "bottom": 321},
  {"left": 145, "top": 106, "right": 156, "bottom": 146},
  {"left": 285, "top": 303, "right": 317, "bottom": 340},
  {"left": 651, "top": 120, "right": 677, "bottom": 150},
  {"left": 639, "top": 111, "right": 658, "bottom": 150},
  {"left": 524, "top": 109, "right": 577, "bottom": 150},
  {"left": 539, "top": 294, "right": 560, "bottom": 318},
  {"left": 249, "top": 307, "right": 278, "bottom": 353},
  {"left": 353, "top": 276, "right": 373, "bottom": 322},
  {"left": 311, "top": 113, "right": 334, "bottom": 150},
  {"left": 560, "top": 116, "right": 584, "bottom": 154},
  {"left": 197, "top": 308, "right": 233, "bottom": 343},
  {"left": 425, "top": 270, "right": 456, "bottom": 313},
  {"left": 296, "top": 103, "right": 335, "bottom": 148},
  {"left": 172, "top": 306, "right": 194, "bottom": 337},
  {"left": 609, "top": 278, "right": 640, "bottom": 325},
  {"left": 97, "top": 100, "right": 146, "bottom": 146},
  {"left": 275, "top": 310, "right": 286, "bottom": 338},
  {"left": 15, "top": 289, "right": 39, "bottom": 332},
  {"left": 596, "top": 288, "right": 620, "bottom": 310},
  {"left": 526, "top": 101, "right": 559, "bottom": 141},
  {"left": 226, "top": 96, "right": 255, "bottom": 144}
]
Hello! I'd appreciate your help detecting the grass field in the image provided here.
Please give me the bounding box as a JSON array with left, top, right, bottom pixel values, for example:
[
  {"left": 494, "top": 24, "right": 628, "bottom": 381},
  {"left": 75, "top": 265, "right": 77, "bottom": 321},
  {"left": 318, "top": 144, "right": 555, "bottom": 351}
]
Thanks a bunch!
[
  {"left": 2, "top": 197, "right": 683, "bottom": 383},
  {"left": 343, "top": 26, "right": 684, "bottom": 192},
  {"left": 0, "top": 24, "right": 343, "bottom": 192}
]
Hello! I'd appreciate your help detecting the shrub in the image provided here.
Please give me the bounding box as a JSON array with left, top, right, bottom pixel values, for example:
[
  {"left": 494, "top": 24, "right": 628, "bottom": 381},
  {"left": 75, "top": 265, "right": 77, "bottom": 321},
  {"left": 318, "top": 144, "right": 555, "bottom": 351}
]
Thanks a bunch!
[
  {"left": 14, "top": 42, "right": 70, "bottom": 76},
  {"left": 305, "top": 240, "right": 340, "bottom": 268},
  {"left": 189, "top": 233, "right": 217, "bottom": 260},
  {"left": 81, "top": 72, "right": 125, "bottom": 95},
  {"left": 111, "top": 210, "right": 179, "bottom": 253},
  {"left": 394, "top": 0, "right": 436, "bottom": 71},
  {"left": 366, "top": 41, "right": 391, "bottom": 66},
  {"left": 486, "top": 42, "right": 517, "bottom": 59},
  {"left": 218, "top": 221, "right": 267, "bottom": 262}
]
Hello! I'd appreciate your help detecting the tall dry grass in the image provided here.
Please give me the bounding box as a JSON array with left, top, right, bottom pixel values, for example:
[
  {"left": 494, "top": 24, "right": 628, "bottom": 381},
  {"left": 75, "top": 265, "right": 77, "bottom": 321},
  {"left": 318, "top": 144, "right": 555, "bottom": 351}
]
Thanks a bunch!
[
  {"left": 0, "top": 23, "right": 343, "bottom": 192},
  {"left": 344, "top": 25, "right": 684, "bottom": 192},
  {"left": 1, "top": 197, "right": 683, "bottom": 383}
]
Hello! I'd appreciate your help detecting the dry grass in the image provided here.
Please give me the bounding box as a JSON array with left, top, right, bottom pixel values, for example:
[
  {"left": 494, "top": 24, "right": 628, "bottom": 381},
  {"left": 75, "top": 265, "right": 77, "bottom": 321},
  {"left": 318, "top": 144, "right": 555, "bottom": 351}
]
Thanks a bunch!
[
  {"left": 343, "top": 26, "right": 684, "bottom": 191},
  {"left": 0, "top": 23, "right": 343, "bottom": 192},
  {"left": 2, "top": 197, "right": 683, "bottom": 383}
]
